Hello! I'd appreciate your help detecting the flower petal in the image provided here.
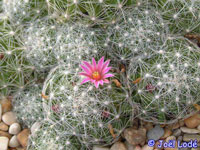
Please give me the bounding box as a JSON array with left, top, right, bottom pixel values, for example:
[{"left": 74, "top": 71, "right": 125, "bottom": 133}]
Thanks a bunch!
[
  {"left": 97, "top": 56, "right": 104, "bottom": 71},
  {"left": 80, "top": 64, "right": 91, "bottom": 74},
  {"left": 94, "top": 81, "right": 100, "bottom": 88},
  {"left": 102, "top": 60, "right": 110, "bottom": 70},
  {"left": 103, "top": 73, "right": 114, "bottom": 78},
  {"left": 80, "top": 78, "right": 91, "bottom": 84},
  {"left": 79, "top": 72, "right": 90, "bottom": 77},
  {"left": 99, "top": 80, "right": 104, "bottom": 85},
  {"left": 92, "top": 57, "right": 97, "bottom": 70},
  {"left": 102, "top": 67, "right": 112, "bottom": 74},
  {"left": 83, "top": 61, "right": 93, "bottom": 72},
  {"left": 103, "top": 79, "right": 109, "bottom": 83}
]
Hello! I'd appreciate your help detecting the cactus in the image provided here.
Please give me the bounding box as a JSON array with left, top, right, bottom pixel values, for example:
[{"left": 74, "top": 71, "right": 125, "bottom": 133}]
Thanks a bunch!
[
  {"left": 28, "top": 121, "right": 84, "bottom": 150},
  {"left": 154, "top": 0, "right": 200, "bottom": 33},
  {"left": 20, "top": 19, "right": 103, "bottom": 71},
  {"left": 128, "top": 37, "right": 200, "bottom": 123},
  {"left": 46, "top": 0, "right": 135, "bottom": 25},
  {"left": 13, "top": 84, "right": 44, "bottom": 128},
  {"left": 104, "top": 5, "right": 169, "bottom": 62},
  {"left": 42, "top": 63, "right": 132, "bottom": 146},
  {"left": 0, "top": 21, "right": 36, "bottom": 96},
  {"left": 1, "top": 0, "right": 47, "bottom": 25}
]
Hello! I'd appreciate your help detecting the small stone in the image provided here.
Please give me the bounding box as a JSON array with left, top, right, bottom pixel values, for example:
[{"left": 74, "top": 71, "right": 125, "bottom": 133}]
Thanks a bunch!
[
  {"left": 0, "top": 130, "right": 12, "bottom": 139},
  {"left": 154, "top": 141, "right": 164, "bottom": 149},
  {"left": 0, "top": 98, "right": 12, "bottom": 113},
  {"left": 124, "top": 127, "right": 146, "bottom": 146},
  {"left": 135, "top": 145, "right": 142, "bottom": 150},
  {"left": 2, "top": 112, "right": 17, "bottom": 125},
  {"left": 172, "top": 129, "right": 181, "bottom": 137},
  {"left": 9, "top": 123, "right": 21, "bottom": 135},
  {"left": 183, "top": 134, "right": 200, "bottom": 142},
  {"left": 177, "top": 136, "right": 183, "bottom": 142},
  {"left": 0, "top": 122, "right": 9, "bottom": 131},
  {"left": 9, "top": 135, "right": 20, "bottom": 148},
  {"left": 31, "top": 122, "right": 41, "bottom": 136},
  {"left": 171, "top": 122, "right": 180, "bottom": 130},
  {"left": 92, "top": 145, "right": 110, "bottom": 150},
  {"left": 147, "top": 125, "right": 164, "bottom": 141},
  {"left": 184, "top": 113, "right": 200, "bottom": 128},
  {"left": 0, "top": 104, "right": 2, "bottom": 121},
  {"left": 197, "top": 125, "right": 200, "bottom": 130},
  {"left": 110, "top": 141, "right": 127, "bottom": 150},
  {"left": 124, "top": 141, "right": 135, "bottom": 150},
  {"left": 180, "top": 127, "right": 200, "bottom": 134},
  {"left": 141, "top": 144, "right": 153, "bottom": 150},
  {"left": 178, "top": 120, "right": 185, "bottom": 127},
  {"left": 17, "top": 129, "right": 30, "bottom": 148},
  {"left": 144, "top": 122, "right": 153, "bottom": 131},
  {"left": 0, "top": 136, "right": 9, "bottom": 150},
  {"left": 166, "top": 135, "right": 176, "bottom": 142},
  {"left": 161, "top": 128, "right": 172, "bottom": 139},
  {"left": 165, "top": 136, "right": 178, "bottom": 150}
]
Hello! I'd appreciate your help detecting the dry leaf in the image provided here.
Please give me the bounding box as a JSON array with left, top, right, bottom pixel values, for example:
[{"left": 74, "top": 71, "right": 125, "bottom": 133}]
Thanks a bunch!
[
  {"left": 108, "top": 124, "right": 117, "bottom": 138},
  {"left": 112, "top": 79, "right": 121, "bottom": 87},
  {"left": 133, "top": 77, "right": 142, "bottom": 84},
  {"left": 193, "top": 104, "right": 200, "bottom": 111},
  {"left": 41, "top": 93, "right": 48, "bottom": 99}
]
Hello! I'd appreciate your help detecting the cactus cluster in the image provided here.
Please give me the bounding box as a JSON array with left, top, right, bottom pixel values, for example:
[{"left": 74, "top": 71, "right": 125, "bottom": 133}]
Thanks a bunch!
[
  {"left": 20, "top": 19, "right": 102, "bottom": 71},
  {"left": 42, "top": 63, "right": 132, "bottom": 146},
  {"left": 0, "top": 0, "right": 199, "bottom": 149}
]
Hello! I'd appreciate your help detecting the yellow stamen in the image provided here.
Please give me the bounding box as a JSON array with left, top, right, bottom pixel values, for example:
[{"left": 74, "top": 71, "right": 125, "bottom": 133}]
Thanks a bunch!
[{"left": 92, "top": 71, "right": 101, "bottom": 80}]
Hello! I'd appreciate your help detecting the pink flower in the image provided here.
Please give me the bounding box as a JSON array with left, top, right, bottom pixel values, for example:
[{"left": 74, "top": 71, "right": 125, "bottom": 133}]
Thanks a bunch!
[
  {"left": 79, "top": 56, "right": 114, "bottom": 88},
  {"left": 52, "top": 104, "right": 60, "bottom": 113}
]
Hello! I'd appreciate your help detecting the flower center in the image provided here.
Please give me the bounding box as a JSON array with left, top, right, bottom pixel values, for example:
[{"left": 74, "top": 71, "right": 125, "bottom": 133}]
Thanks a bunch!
[{"left": 92, "top": 71, "right": 101, "bottom": 80}]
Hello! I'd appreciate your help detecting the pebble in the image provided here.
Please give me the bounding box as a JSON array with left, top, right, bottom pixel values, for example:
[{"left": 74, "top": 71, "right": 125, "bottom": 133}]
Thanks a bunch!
[
  {"left": 31, "top": 122, "right": 41, "bottom": 136},
  {"left": 184, "top": 113, "right": 200, "bottom": 128},
  {"left": 124, "top": 141, "right": 135, "bottom": 150},
  {"left": 135, "top": 145, "right": 142, "bottom": 150},
  {"left": 0, "top": 104, "right": 2, "bottom": 121},
  {"left": 183, "top": 134, "right": 200, "bottom": 142},
  {"left": 147, "top": 125, "right": 164, "bottom": 141},
  {"left": 141, "top": 144, "right": 153, "bottom": 150},
  {"left": 0, "top": 122, "right": 9, "bottom": 131},
  {"left": 9, "top": 123, "right": 21, "bottom": 135},
  {"left": 180, "top": 127, "right": 200, "bottom": 134},
  {"left": 166, "top": 135, "right": 176, "bottom": 142},
  {"left": 144, "top": 122, "right": 153, "bottom": 131},
  {"left": 0, "top": 136, "right": 9, "bottom": 150},
  {"left": 0, "top": 98, "right": 12, "bottom": 113},
  {"left": 197, "top": 125, "right": 200, "bottom": 131},
  {"left": 2, "top": 111, "right": 17, "bottom": 125},
  {"left": 17, "top": 129, "right": 30, "bottom": 148},
  {"left": 177, "top": 136, "right": 183, "bottom": 142},
  {"left": 9, "top": 135, "right": 20, "bottom": 148},
  {"left": 161, "top": 128, "right": 172, "bottom": 139},
  {"left": 165, "top": 136, "right": 178, "bottom": 150},
  {"left": 92, "top": 145, "right": 110, "bottom": 150},
  {"left": 173, "top": 129, "right": 182, "bottom": 137},
  {"left": 110, "top": 141, "right": 127, "bottom": 150},
  {"left": 123, "top": 127, "right": 146, "bottom": 145},
  {"left": 0, "top": 130, "right": 12, "bottom": 139}
]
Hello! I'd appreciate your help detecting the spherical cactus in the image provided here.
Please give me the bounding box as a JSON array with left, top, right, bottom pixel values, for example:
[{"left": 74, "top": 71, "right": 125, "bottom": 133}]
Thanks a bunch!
[
  {"left": 41, "top": 60, "right": 132, "bottom": 146},
  {"left": 28, "top": 121, "right": 83, "bottom": 150},
  {"left": 0, "top": 24, "right": 36, "bottom": 96},
  {"left": 154, "top": 0, "right": 200, "bottom": 33},
  {"left": 128, "top": 37, "right": 200, "bottom": 124},
  {"left": 13, "top": 84, "right": 44, "bottom": 128},
  {"left": 1, "top": 0, "right": 47, "bottom": 25},
  {"left": 104, "top": 5, "right": 168, "bottom": 62},
  {"left": 21, "top": 19, "right": 102, "bottom": 71},
  {"left": 46, "top": 0, "right": 134, "bottom": 25}
]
